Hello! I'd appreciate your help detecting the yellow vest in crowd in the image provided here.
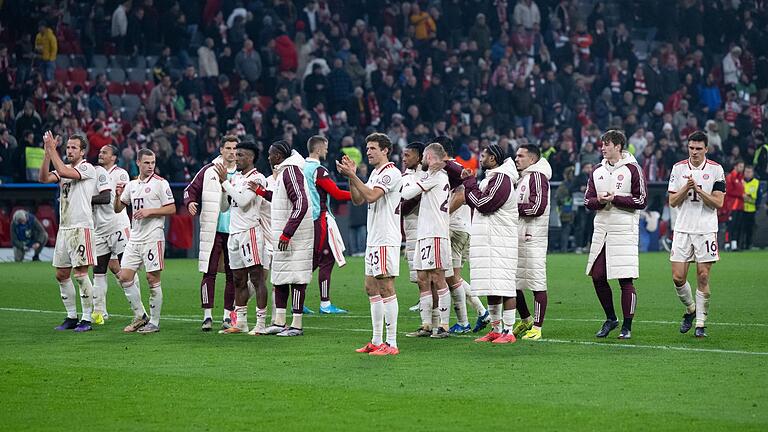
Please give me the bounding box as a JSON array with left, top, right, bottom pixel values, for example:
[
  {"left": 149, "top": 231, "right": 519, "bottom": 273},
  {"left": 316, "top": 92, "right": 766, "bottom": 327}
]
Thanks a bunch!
[{"left": 744, "top": 178, "right": 759, "bottom": 213}]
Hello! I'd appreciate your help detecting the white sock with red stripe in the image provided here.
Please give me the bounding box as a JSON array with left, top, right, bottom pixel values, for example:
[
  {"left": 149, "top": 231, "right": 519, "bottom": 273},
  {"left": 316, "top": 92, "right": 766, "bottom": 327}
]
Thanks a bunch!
[
  {"left": 437, "top": 287, "right": 450, "bottom": 328},
  {"left": 149, "top": 283, "right": 163, "bottom": 327},
  {"left": 121, "top": 278, "right": 146, "bottom": 319},
  {"left": 450, "top": 281, "right": 469, "bottom": 326},
  {"left": 502, "top": 308, "right": 516, "bottom": 333},
  {"left": 383, "top": 295, "right": 398, "bottom": 348},
  {"left": 463, "top": 280, "right": 487, "bottom": 316},
  {"left": 418, "top": 292, "right": 432, "bottom": 329},
  {"left": 73, "top": 274, "right": 94, "bottom": 321},
  {"left": 93, "top": 273, "right": 107, "bottom": 314},
  {"left": 58, "top": 278, "right": 77, "bottom": 319},
  {"left": 488, "top": 303, "right": 502, "bottom": 333},
  {"left": 369, "top": 295, "right": 383, "bottom": 345}
]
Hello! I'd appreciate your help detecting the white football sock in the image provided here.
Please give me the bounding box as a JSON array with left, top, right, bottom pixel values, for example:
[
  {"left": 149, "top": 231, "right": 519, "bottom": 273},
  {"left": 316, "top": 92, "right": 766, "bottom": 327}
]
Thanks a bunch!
[
  {"left": 450, "top": 281, "right": 469, "bottom": 326},
  {"left": 383, "top": 295, "right": 398, "bottom": 348},
  {"left": 149, "top": 283, "right": 163, "bottom": 326},
  {"left": 93, "top": 273, "right": 107, "bottom": 314},
  {"left": 290, "top": 313, "right": 302, "bottom": 329},
  {"left": 502, "top": 308, "right": 517, "bottom": 332},
  {"left": 235, "top": 305, "right": 248, "bottom": 331},
  {"left": 369, "top": 295, "right": 383, "bottom": 345},
  {"left": 73, "top": 274, "right": 94, "bottom": 321},
  {"left": 675, "top": 281, "right": 695, "bottom": 313},
  {"left": 437, "top": 287, "right": 450, "bottom": 327},
  {"left": 274, "top": 308, "right": 286, "bottom": 326},
  {"left": 695, "top": 290, "right": 710, "bottom": 327},
  {"left": 320, "top": 300, "right": 331, "bottom": 309},
  {"left": 488, "top": 303, "right": 502, "bottom": 333},
  {"left": 419, "top": 292, "right": 432, "bottom": 328},
  {"left": 58, "top": 278, "right": 77, "bottom": 319},
  {"left": 203, "top": 308, "right": 213, "bottom": 320},
  {"left": 270, "top": 288, "right": 277, "bottom": 324},
  {"left": 463, "top": 280, "right": 487, "bottom": 316},
  {"left": 256, "top": 308, "right": 267, "bottom": 330},
  {"left": 121, "top": 278, "right": 146, "bottom": 319},
  {"left": 223, "top": 309, "right": 232, "bottom": 322}
]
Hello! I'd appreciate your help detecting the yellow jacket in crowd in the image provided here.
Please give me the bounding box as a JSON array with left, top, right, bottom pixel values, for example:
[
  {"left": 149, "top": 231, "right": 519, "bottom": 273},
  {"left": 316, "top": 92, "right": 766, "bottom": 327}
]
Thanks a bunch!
[{"left": 35, "top": 27, "right": 57, "bottom": 62}]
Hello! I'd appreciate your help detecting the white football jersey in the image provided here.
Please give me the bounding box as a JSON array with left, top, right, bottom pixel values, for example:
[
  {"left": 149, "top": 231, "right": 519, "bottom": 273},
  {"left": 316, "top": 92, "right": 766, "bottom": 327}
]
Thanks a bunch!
[
  {"left": 668, "top": 159, "right": 725, "bottom": 234},
  {"left": 366, "top": 162, "right": 402, "bottom": 247},
  {"left": 223, "top": 168, "right": 265, "bottom": 233},
  {"left": 55, "top": 160, "right": 97, "bottom": 229},
  {"left": 120, "top": 174, "right": 175, "bottom": 243},
  {"left": 260, "top": 174, "right": 277, "bottom": 247},
  {"left": 107, "top": 165, "right": 131, "bottom": 230},
  {"left": 449, "top": 201, "right": 471, "bottom": 233},
  {"left": 92, "top": 165, "right": 117, "bottom": 237},
  {"left": 413, "top": 170, "right": 450, "bottom": 240},
  {"left": 401, "top": 168, "right": 420, "bottom": 241}
]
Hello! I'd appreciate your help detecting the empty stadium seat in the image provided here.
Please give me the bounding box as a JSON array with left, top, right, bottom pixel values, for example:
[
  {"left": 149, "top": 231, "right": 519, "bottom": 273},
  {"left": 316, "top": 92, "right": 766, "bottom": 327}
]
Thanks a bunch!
[
  {"left": 0, "top": 208, "right": 10, "bottom": 248},
  {"left": 108, "top": 94, "right": 123, "bottom": 108},
  {"left": 54, "top": 68, "right": 69, "bottom": 83},
  {"left": 35, "top": 205, "right": 58, "bottom": 247},
  {"left": 88, "top": 67, "right": 106, "bottom": 81},
  {"left": 92, "top": 54, "right": 109, "bottom": 69},
  {"left": 68, "top": 67, "right": 87, "bottom": 84},
  {"left": 56, "top": 54, "right": 70, "bottom": 69},
  {"left": 127, "top": 67, "right": 146, "bottom": 82},
  {"left": 108, "top": 68, "right": 126, "bottom": 82},
  {"left": 124, "top": 81, "right": 144, "bottom": 95},
  {"left": 107, "top": 82, "right": 125, "bottom": 95}
]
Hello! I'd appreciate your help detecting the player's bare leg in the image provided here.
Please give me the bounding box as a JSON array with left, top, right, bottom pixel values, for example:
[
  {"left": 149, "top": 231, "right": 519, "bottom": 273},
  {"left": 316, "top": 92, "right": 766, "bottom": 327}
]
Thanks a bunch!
[
  {"left": 118, "top": 268, "right": 148, "bottom": 332},
  {"left": 672, "top": 261, "right": 696, "bottom": 333}
]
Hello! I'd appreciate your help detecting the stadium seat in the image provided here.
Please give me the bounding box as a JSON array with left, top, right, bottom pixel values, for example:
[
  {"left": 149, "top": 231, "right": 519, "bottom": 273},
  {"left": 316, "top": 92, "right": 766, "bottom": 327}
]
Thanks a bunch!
[
  {"left": 88, "top": 67, "right": 106, "bottom": 81},
  {"left": 0, "top": 208, "right": 10, "bottom": 248},
  {"left": 68, "top": 67, "right": 87, "bottom": 85},
  {"left": 122, "top": 106, "right": 138, "bottom": 122},
  {"left": 144, "top": 81, "right": 155, "bottom": 94},
  {"left": 107, "top": 81, "right": 125, "bottom": 95},
  {"left": 127, "top": 67, "right": 146, "bottom": 83},
  {"left": 92, "top": 54, "right": 109, "bottom": 69},
  {"left": 54, "top": 68, "right": 69, "bottom": 83},
  {"left": 35, "top": 205, "right": 58, "bottom": 247},
  {"left": 133, "top": 56, "right": 147, "bottom": 69},
  {"left": 121, "top": 94, "right": 142, "bottom": 111},
  {"left": 124, "top": 81, "right": 144, "bottom": 95},
  {"left": 56, "top": 54, "right": 70, "bottom": 69},
  {"left": 110, "top": 55, "right": 131, "bottom": 69},
  {"left": 145, "top": 55, "right": 158, "bottom": 68},
  {"left": 108, "top": 94, "right": 123, "bottom": 109},
  {"left": 168, "top": 214, "right": 194, "bottom": 249},
  {"left": 107, "top": 68, "right": 126, "bottom": 83}
]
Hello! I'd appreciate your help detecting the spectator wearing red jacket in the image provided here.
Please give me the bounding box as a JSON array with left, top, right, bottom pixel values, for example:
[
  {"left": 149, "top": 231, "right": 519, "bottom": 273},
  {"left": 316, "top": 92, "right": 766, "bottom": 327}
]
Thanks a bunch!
[{"left": 724, "top": 160, "right": 745, "bottom": 250}]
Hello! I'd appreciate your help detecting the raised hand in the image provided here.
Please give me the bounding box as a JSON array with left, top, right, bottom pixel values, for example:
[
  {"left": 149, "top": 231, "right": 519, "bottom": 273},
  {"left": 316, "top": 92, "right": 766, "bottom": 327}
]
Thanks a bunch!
[{"left": 214, "top": 163, "right": 227, "bottom": 183}]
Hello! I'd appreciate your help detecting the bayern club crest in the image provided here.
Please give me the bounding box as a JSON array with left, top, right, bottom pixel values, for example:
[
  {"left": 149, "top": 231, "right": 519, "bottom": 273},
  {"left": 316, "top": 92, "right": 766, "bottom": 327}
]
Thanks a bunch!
[
  {"left": 703, "top": 174, "right": 710, "bottom": 179},
  {"left": 381, "top": 175, "right": 391, "bottom": 184},
  {"left": 521, "top": 185, "right": 526, "bottom": 192},
  {"left": 617, "top": 174, "right": 624, "bottom": 181},
  {"left": 145, "top": 187, "right": 152, "bottom": 193}
]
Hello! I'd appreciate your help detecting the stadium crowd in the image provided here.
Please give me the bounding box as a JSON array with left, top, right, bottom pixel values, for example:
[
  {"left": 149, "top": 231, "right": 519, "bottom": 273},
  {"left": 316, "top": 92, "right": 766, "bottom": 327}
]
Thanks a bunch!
[{"left": 0, "top": 0, "right": 766, "bottom": 251}]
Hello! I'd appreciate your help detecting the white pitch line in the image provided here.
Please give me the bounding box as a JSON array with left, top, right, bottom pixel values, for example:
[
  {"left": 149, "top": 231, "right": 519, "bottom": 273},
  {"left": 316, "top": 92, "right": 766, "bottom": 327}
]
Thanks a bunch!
[
  {"left": 2, "top": 307, "right": 767, "bottom": 356},
  {"left": 5, "top": 307, "right": 767, "bottom": 328}
]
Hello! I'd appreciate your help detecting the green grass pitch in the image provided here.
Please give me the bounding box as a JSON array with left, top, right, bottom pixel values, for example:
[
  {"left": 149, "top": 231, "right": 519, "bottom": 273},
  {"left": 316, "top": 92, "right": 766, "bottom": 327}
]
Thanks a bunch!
[{"left": 1, "top": 251, "right": 767, "bottom": 431}]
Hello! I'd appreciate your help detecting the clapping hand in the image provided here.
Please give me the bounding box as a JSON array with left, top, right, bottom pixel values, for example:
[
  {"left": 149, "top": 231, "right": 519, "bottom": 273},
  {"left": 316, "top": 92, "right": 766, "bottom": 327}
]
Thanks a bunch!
[{"left": 214, "top": 163, "right": 227, "bottom": 184}]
